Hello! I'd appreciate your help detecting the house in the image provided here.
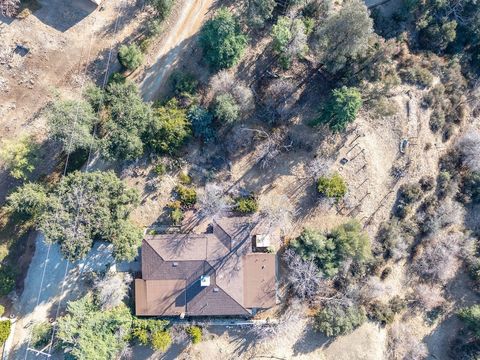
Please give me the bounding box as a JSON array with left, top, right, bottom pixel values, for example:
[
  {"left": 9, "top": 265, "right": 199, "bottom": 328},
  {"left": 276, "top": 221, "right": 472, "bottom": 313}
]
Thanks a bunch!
[{"left": 135, "top": 217, "right": 278, "bottom": 317}]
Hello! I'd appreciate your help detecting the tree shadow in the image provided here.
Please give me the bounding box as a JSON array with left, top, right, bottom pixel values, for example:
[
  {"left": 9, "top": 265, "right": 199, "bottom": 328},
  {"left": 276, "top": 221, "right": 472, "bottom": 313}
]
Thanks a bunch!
[
  {"left": 33, "top": 0, "right": 98, "bottom": 32},
  {"left": 292, "top": 322, "right": 330, "bottom": 356}
]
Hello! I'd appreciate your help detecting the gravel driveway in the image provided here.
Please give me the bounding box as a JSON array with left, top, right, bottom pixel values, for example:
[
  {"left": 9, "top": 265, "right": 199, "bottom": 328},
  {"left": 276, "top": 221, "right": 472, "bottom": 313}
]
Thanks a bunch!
[{"left": 9, "top": 234, "right": 140, "bottom": 359}]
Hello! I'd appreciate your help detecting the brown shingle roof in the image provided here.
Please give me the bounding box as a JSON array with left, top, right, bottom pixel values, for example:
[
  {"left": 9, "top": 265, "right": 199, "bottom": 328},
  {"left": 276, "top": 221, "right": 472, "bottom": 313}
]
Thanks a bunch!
[{"left": 135, "top": 216, "right": 277, "bottom": 317}]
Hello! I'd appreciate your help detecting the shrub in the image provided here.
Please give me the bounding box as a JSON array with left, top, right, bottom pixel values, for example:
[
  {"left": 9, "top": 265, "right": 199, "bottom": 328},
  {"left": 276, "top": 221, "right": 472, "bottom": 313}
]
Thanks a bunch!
[
  {"left": 314, "top": 304, "right": 366, "bottom": 337},
  {"left": 234, "top": 196, "right": 258, "bottom": 214},
  {"left": 186, "top": 326, "right": 202, "bottom": 344},
  {"left": 460, "top": 172, "right": 480, "bottom": 204},
  {"left": 132, "top": 318, "right": 170, "bottom": 347},
  {"left": 437, "top": 171, "right": 453, "bottom": 198},
  {"left": 175, "top": 185, "right": 197, "bottom": 206},
  {"left": 399, "top": 65, "right": 433, "bottom": 88},
  {"left": 118, "top": 44, "right": 144, "bottom": 71},
  {"left": 247, "top": 0, "right": 276, "bottom": 28},
  {"left": 419, "top": 176, "right": 435, "bottom": 192},
  {"left": 31, "top": 322, "right": 53, "bottom": 349},
  {"left": 148, "top": 0, "right": 174, "bottom": 20},
  {"left": 458, "top": 305, "right": 480, "bottom": 338},
  {"left": 0, "top": 320, "right": 11, "bottom": 345},
  {"left": 199, "top": 8, "right": 248, "bottom": 70},
  {"left": 178, "top": 172, "right": 192, "bottom": 185},
  {"left": 171, "top": 207, "right": 183, "bottom": 225},
  {"left": 429, "top": 107, "right": 445, "bottom": 133},
  {"left": 0, "top": 137, "right": 39, "bottom": 180},
  {"left": 0, "top": 305, "right": 4, "bottom": 317},
  {"left": 151, "top": 330, "right": 172, "bottom": 352},
  {"left": 313, "top": 86, "right": 362, "bottom": 133},
  {"left": 170, "top": 71, "right": 198, "bottom": 95},
  {"left": 317, "top": 173, "right": 347, "bottom": 199},
  {"left": 214, "top": 93, "right": 240, "bottom": 123},
  {"left": 153, "top": 163, "right": 166, "bottom": 176},
  {"left": 188, "top": 105, "right": 215, "bottom": 143},
  {"left": 0, "top": 266, "right": 16, "bottom": 296},
  {"left": 144, "top": 99, "right": 191, "bottom": 155}
]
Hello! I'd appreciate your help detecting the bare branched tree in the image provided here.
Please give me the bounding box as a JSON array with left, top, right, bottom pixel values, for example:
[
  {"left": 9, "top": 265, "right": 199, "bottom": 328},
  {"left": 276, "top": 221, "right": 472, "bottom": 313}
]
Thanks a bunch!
[
  {"left": 412, "top": 284, "right": 445, "bottom": 312},
  {"left": 456, "top": 129, "right": 480, "bottom": 172},
  {"left": 258, "top": 192, "right": 296, "bottom": 234},
  {"left": 360, "top": 276, "right": 393, "bottom": 304},
  {"left": 197, "top": 183, "right": 229, "bottom": 218},
  {"left": 248, "top": 129, "right": 292, "bottom": 169},
  {"left": 0, "top": 0, "right": 20, "bottom": 17},
  {"left": 387, "top": 322, "right": 428, "bottom": 360},
  {"left": 412, "top": 232, "right": 467, "bottom": 284},
  {"left": 283, "top": 249, "right": 324, "bottom": 300},
  {"left": 249, "top": 301, "right": 306, "bottom": 344},
  {"left": 94, "top": 272, "right": 133, "bottom": 310},
  {"left": 263, "top": 79, "right": 297, "bottom": 121}
]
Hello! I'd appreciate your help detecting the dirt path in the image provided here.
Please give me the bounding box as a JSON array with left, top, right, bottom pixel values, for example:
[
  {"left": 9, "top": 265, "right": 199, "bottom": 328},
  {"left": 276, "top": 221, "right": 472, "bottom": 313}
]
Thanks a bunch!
[{"left": 139, "top": 0, "right": 215, "bottom": 101}]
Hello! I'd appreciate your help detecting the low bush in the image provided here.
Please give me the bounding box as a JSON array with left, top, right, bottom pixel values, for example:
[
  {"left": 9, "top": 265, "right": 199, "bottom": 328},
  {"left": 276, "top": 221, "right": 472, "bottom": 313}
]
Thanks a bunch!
[
  {"left": 458, "top": 305, "right": 480, "bottom": 338},
  {"left": 234, "top": 196, "right": 258, "bottom": 214},
  {"left": 399, "top": 65, "right": 433, "bottom": 88},
  {"left": 214, "top": 93, "right": 240, "bottom": 123},
  {"left": 0, "top": 266, "right": 16, "bottom": 296},
  {"left": 317, "top": 173, "right": 347, "bottom": 199},
  {"left": 0, "top": 320, "right": 11, "bottom": 345},
  {"left": 31, "top": 322, "right": 53, "bottom": 349},
  {"left": 188, "top": 105, "right": 215, "bottom": 143},
  {"left": 178, "top": 172, "right": 192, "bottom": 185},
  {"left": 186, "top": 326, "right": 202, "bottom": 344},
  {"left": 170, "top": 71, "right": 198, "bottom": 95},
  {"left": 460, "top": 172, "right": 480, "bottom": 204},
  {"left": 151, "top": 330, "right": 172, "bottom": 352},
  {"left": 175, "top": 185, "right": 197, "bottom": 206},
  {"left": 153, "top": 163, "right": 167, "bottom": 176}
]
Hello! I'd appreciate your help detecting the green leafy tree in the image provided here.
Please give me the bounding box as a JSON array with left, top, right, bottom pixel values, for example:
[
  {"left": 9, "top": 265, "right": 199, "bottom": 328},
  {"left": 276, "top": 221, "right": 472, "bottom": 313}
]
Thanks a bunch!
[
  {"left": 39, "top": 171, "right": 141, "bottom": 261},
  {"left": 47, "top": 100, "right": 97, "bottom": 154},
  {"left": 214, "top": 93, "right": 240, "bottom": 123},
  {"left": 314, "top": 86, "right": 362, "bottom": 132},
  {"left": 144, "top": 99, "right": 190, "bottom": 154},
  {"left": 31, "top": 322, "right": 53, "bottom": 349},
  {"left": 0, "top": 137, "right": 39, "bottom": 180},
  {"left": 147, "top": 0, "right": 174, "bottom": 20},
  {"left": 199, "top": 8, "right": 248, "bottom": 70},
  {"left": 314, "top": 304, "right": 366, "bottom": 337},
  {"left": 271, "top": 16, "right": 308, "bottom": 68},
  {"left": 175, "top": 185, "right": 197, "bottom": 207},
  {"left": 235, "top": 196, "right": 258, "bottom": 214},
  {"left": 317, "top": 173, "right": 347, "bottom": 199},
  {"left": 186, "top": 326, "right": 202, "bottom": 344},
  {"left": 151, "top": 330, "right": 172, "bottom": 352},
  {"left": 247, "top": 0, "right": 276, "bottom": 28},
  {"left": 0, "top": 266, "right": 16, "bottom": 296},
  {"left": 101, "top": 81, "right": 153, "bottom": 161},
  {"left": 188, "top": 105, "right": 215, "bottom": 143},
  {"left": 132, "top": 318, "right": 170, "bottom": 348},
  {"left": 458, "top": 305, "right": 480, "bottom": 338},
  {"left": 290, "top": 220, "right": 371, "bottom": 277},
  {"left": 314, "top": 0, "right": 373, "bottom": 72},
  {"left": 6, "top": 182, "right": 48, "bottom": 219},
  {"left": 0, "top": 320, "right": 11, "bottom": 345},
  {"left": 118, "top": 44, "right": 144, "bottom": 71},
  {"left": 57, "top": 296, "right": 132, "bottom": 360}
]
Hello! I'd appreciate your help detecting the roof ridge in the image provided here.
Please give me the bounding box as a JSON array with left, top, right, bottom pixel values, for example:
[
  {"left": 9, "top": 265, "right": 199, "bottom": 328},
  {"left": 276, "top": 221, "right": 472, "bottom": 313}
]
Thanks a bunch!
[{"left": 211, "top": 281, "right": 250, "bottom": 315}]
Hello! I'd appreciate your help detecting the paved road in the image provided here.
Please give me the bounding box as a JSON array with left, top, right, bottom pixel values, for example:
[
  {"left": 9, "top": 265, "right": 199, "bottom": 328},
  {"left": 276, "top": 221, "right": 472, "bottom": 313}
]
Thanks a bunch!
[
  {"left": 9, "top": 234, "right": 139, "bottom": 359},
  {"left": 139, "top": 0, "right": 215, "bottom": 101}
]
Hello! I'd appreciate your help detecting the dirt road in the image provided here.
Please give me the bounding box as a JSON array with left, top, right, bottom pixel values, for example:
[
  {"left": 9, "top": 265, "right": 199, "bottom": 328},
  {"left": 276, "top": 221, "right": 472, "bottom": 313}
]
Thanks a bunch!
[{"left": 139, "top": 0, "right": 215, "bottom": 101}]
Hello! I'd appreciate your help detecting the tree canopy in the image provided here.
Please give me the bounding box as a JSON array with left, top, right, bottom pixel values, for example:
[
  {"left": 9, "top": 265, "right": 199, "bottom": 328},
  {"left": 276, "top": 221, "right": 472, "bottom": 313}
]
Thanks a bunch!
[
  {"left": 57, "top": 295, "right": 132, "bottom": 360},
  {"left": 314, "top": 86, "right": 362, "bottom": 132},
  {"left": 100, "top": 81, "right": 153, "bottom": 161},
  {"left": 0, "top": 137, "right": 38, "bottom": 180},
  {"left": 199, "top": 8, "right": 248, "bottom": 70},
  {"left": 39, "top": 171, "right": 141, "bottom": 261},
  {"left": 118, "top": 44, "right": 144, "bottom": 71},
  {"left": 314, "top": 0, "right": 373, "bottom": 73},
  {"left": 290, "top": 220, "right": 371, "bottom": 277},
  {"left": 314, "top": 303, "right": 367, "bottom": 337},
  {"left": 47, "top": 99, "right": 97, "bottom": 154},
  {"left": 144, "top": 98, "right": 191, "bottom": 154}
]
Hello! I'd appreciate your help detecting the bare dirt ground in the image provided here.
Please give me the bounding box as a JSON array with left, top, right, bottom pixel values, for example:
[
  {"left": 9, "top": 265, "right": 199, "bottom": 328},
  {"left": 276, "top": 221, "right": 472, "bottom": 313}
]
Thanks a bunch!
[
  {"left": 138, "top": 0, "right": 216, "bottom": 101},
  {"left": 0, "top": 0, "right": 149, "bottom": 202}
]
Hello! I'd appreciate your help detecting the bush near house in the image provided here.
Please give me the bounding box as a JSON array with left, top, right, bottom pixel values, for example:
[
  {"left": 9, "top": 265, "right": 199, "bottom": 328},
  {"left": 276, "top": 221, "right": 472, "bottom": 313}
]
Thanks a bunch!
[
  {"left": 186, "top": 326, "right": 202, "bottom": 344},
  {"left": 0, "top": 320, "right": 11, "bottom": 345}
]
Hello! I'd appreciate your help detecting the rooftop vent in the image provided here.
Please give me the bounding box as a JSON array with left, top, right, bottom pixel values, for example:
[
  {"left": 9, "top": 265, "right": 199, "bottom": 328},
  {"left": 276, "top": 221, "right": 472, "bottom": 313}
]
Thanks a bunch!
[
  {"left": 200, "top": 275, "right": 210, "bottom": 287},
  {"left": 213, "top": 287, "right": 219, "bottom": 293},
  {"left": 172, "top": 262, "right": 178, "bottom": 267}
]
